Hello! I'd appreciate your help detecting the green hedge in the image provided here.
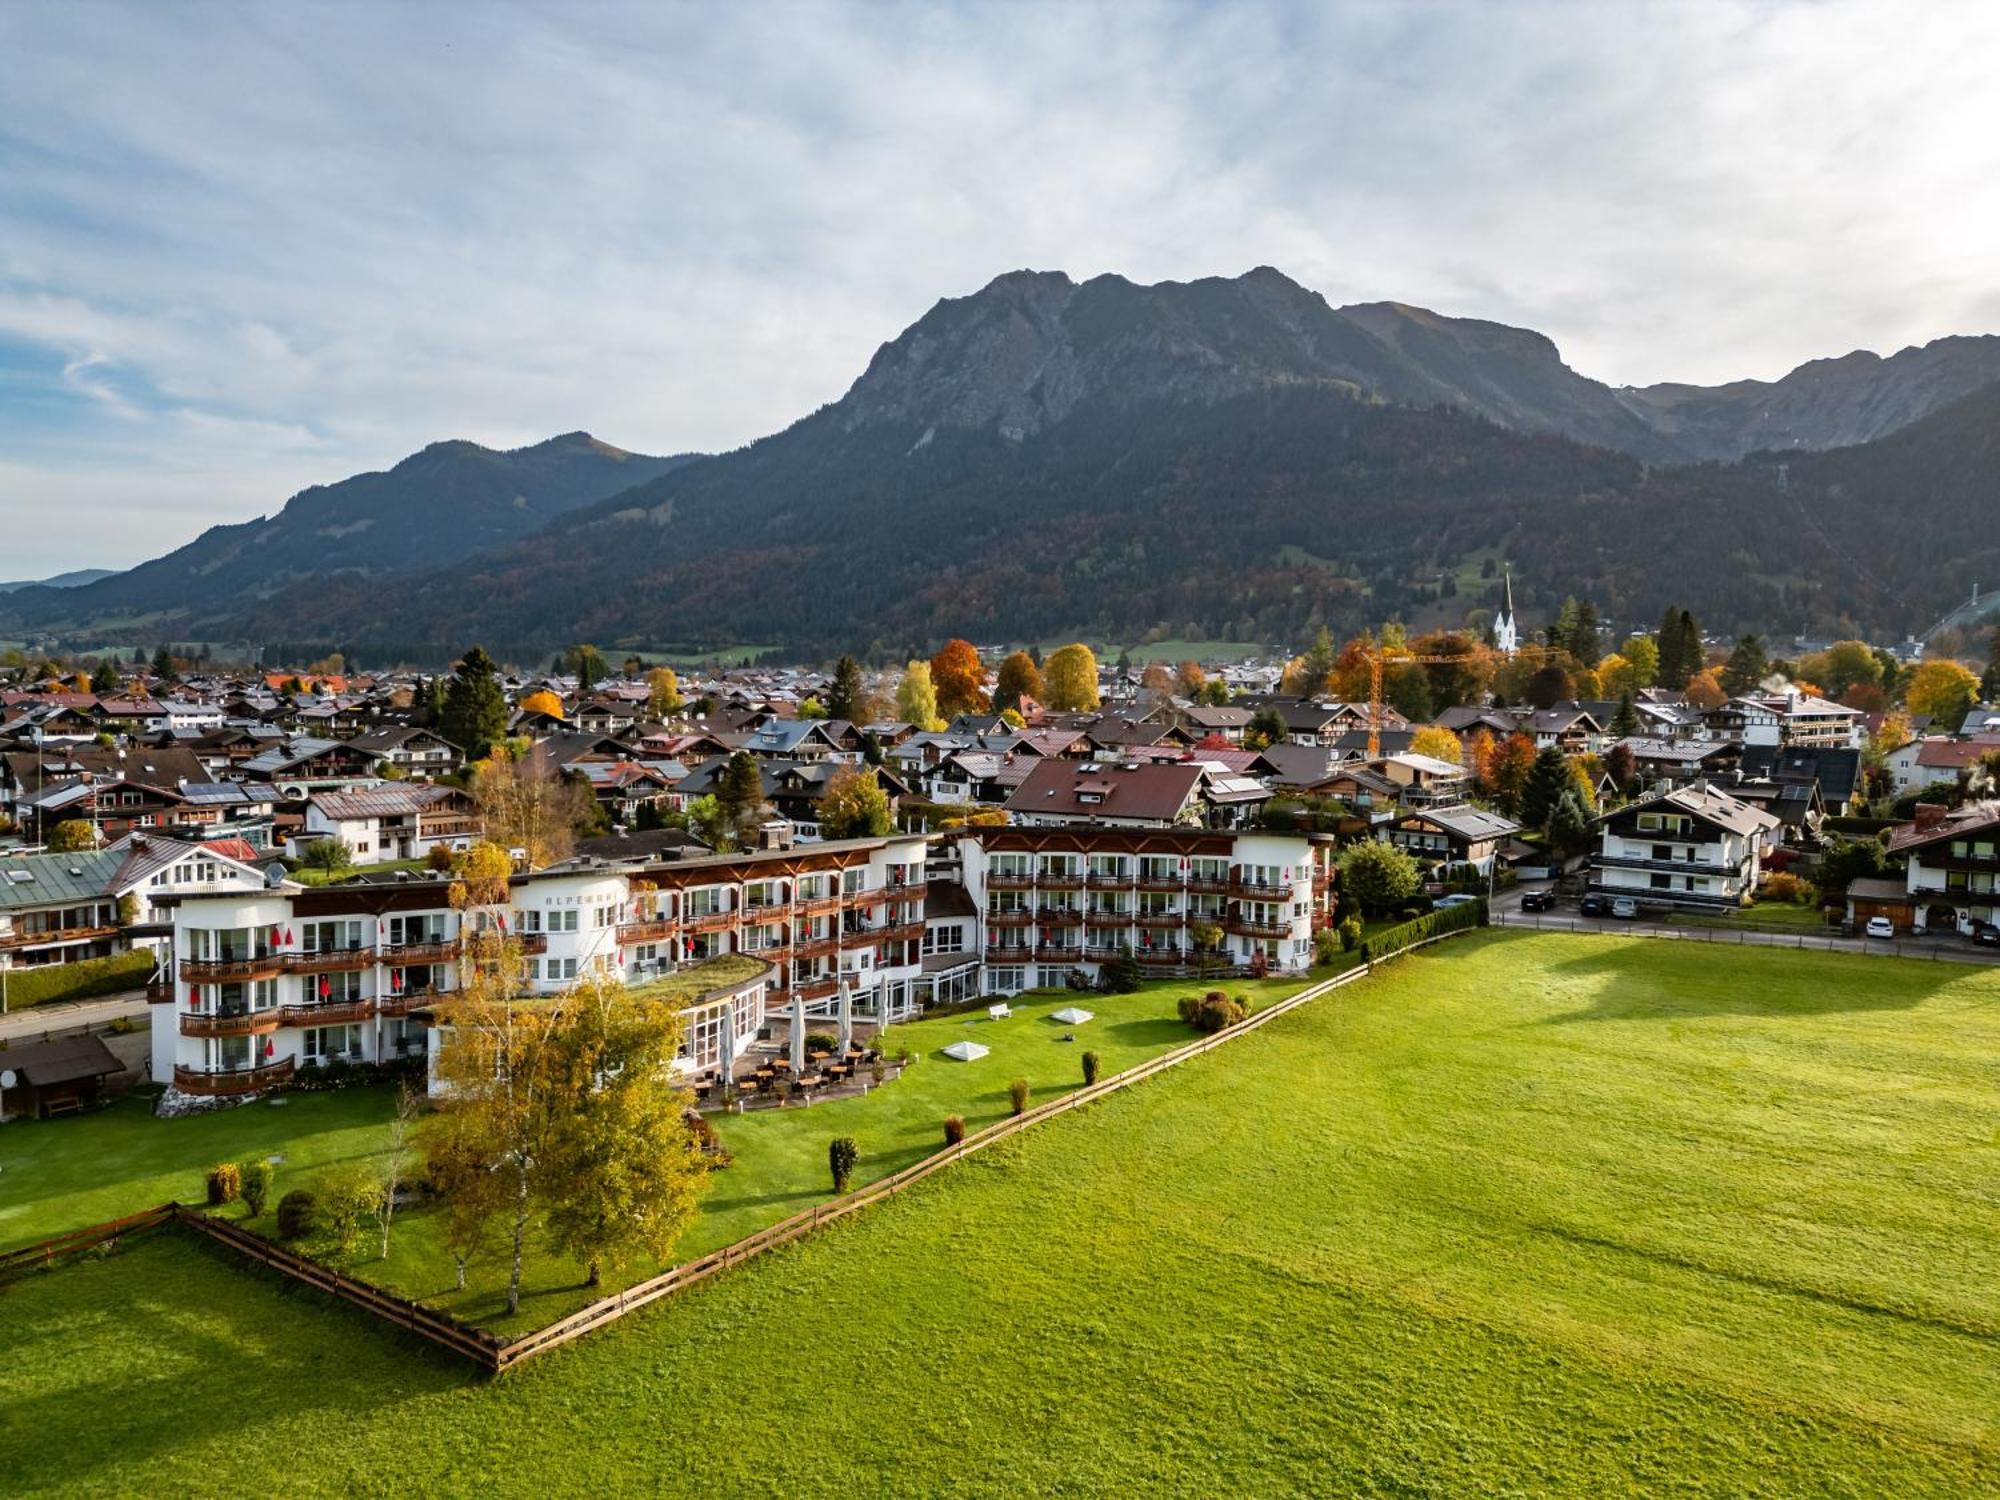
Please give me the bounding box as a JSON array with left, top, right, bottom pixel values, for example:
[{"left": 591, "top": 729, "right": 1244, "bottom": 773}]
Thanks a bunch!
[
  {"left": 1823, "top": 816, "right": 1895, "bottom": 837},
  {"left": 0, "top": 948, "right": 156, "bottom": 1011},
  {"left": 1358, "top": 898, "right": 1487, "bottom": 964}
]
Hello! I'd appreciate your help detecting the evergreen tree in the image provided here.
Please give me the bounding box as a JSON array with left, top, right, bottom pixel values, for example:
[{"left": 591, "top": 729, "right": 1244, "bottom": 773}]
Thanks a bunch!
[
  {"left": 1610, "top": 690, "right": 1640, "bottom": 737},
  {"left": 441, "top": 646, "right": 509, "bottom": 761},
  {"left": 825, "top": 654, "right": 865, "bottom": 722},
  {"left": 151, "top": 645, "right": 178, "bottom": 686},
  {"left": 1983, "top": 627, "right": 2000, "bottom": 704},
  {"left": 1521, "top": 746, "right": 1575, "bottom": 832},
  {"left": 1676, "top": 610, "right": 1704, "bottom": 688},
  {"left": 1654, "top": 604, "right": 1685, "bottom": 688},
  {"left": 1547, "top": 788, "right": 1594, "bottom": 855},
  {"left": 1551, "top": 597, "right": 1581, "bottom": 656},
  {"left": 1300, "top": 626, "right": 1337, "bottom": 696},
  {"left": 1385, "top": 661, "right": 1433, "bottom": 721},
  {"left": 1571, "top": 600, "right": 1601, "bottom": 667},
  {"left": 1720, "top": 634, "right": 1769, "bottom": 696},
  {"left": 90, "top": 657, "right": 123, "bottom": 693},
  {"left": 714, "top": 752, "right": 766, "bottom": 840}
]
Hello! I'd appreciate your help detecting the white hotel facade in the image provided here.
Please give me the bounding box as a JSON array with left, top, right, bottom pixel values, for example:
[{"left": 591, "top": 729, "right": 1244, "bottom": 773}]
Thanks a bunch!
[{"left": 152, "top": 827, "right": 1333, "bottom": 1100}]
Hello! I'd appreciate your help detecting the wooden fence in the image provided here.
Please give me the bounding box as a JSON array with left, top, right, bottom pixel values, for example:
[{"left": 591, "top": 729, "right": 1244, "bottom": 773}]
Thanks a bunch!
[{"left": 4, "top": 929, "right": 1476, "bottom": 1373}]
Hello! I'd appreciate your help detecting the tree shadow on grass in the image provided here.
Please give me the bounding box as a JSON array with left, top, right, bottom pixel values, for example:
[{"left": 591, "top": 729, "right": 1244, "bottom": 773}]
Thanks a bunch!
[
  {"left": 1100, "top": 1017, "right": 1192, "bottom": 1048},
  {"left": 1532, "top": 938, "right": 1970, "bottom": 1022}
]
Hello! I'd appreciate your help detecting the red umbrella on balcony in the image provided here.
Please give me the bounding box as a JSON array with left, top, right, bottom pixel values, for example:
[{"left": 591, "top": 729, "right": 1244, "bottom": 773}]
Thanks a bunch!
[
  {"left": 263, "top": 1039, "right": 274, "bottom": 1059},
  {"left": 318, "top": 975, "right": 330, "bottom": 999},
  {"left": 391, "top": 968, "right": 404, "bottom": 992},
  {"left": 187, "top": 985, "right": 200, "bottom": 1007}
]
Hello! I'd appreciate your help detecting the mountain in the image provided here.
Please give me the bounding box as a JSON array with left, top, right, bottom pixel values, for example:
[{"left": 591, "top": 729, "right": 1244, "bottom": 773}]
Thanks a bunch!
[
  {"left": 0, "top": 568, "right": 116, "bottom": 594},
  {"left": 12, "top": 267, "right": 1999, "bottom": 659},
  {"left": 1619, "top": 335, "right": 2000, "bottom": 459},
  {"left": 835, "top": 268, "right": 1681, "bottom": 459},
  {"left": 7, "top": 432, "right": 693, "bottom": 627}
]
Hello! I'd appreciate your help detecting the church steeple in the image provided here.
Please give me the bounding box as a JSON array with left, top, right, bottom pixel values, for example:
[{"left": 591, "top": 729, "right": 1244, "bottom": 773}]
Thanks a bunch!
[{"left": 1495, "top": 566, "right": 1518, "bottom": 656}]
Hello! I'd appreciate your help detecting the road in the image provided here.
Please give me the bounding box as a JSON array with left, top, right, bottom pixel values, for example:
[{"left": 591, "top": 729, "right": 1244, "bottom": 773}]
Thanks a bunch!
[
  {"left": 0, "top": 988, "right": 152, "bottom": 1044},
  {"left": 1488, "top": 882, "right": 2000, "bottom": 968}
]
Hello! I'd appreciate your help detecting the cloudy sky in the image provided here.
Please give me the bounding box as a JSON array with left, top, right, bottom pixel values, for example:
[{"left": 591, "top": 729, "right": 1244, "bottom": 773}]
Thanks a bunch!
[{"left": 3, "top": 0, "right": 1997, "bottom": 577}]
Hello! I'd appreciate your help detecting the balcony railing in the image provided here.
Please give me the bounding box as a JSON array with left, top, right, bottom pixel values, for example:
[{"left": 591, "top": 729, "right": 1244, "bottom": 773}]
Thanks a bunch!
[
  {"left": 288, "top": 948, "right": 374, "bottom": 976},
  {"left": 1082, "top": 944, "right": 1126, "bottom": 962},
  {"left": 1593, "top": 853, "right": 1739, "bottom": 877},
  {"left": 280, "top": 997, "right": 374, "bottom": 1027},
  {"left": 792, "top": 934, "right": 839, "bottom": 960},
  {"left": 180, "top": 1008, "right": 283, "bottom": 1039},
  {"left": 181, "top": 954, "right": 284, "bottom": 982},
  {"left": 1034, "top": 944, "right": 1085, "bottom": 963},
  {"left": 616, "top": 917, "right": 679, "bottom": 944},
  {"left": 986, "top": 909, "right": 1033, "bottom": 927},
  {"left": 1136, "top": 874, "right": 1185, "bottom": 893},
  {"left": 1228, "top": 879, "right": 1292, "bottom": 900},
  {"left": 685, "top": 910, "right": 735, "bottom": 933},
  {"left": 1185, "top": 877, "right": 1230, "bottom": 895},
  {"left": 1134, "top": 912, "right": 1184, "bottom": 929},
  {"left": 984, "top": 942, "right": 1034, "bottom": 960},
  {"left": 795, "top": 895, "right": 844, "bottom": 917},
  {"left": 1038, "top": 909, "right": 1084, "bottom": 926},
  {"left": 382, "top": 938, "right": 455, "bottom": 965},
  {"left": 0, "top": 923, "right": 119, "bottom": 951},
  {"left": 1137, "top": 948, "right": 1189, "bottom": 966},
  {"left": 791, "top": 977, "right": 840, "bottom": 1002},
  {"left": 173, "top": 1058, "right": 296, "bottom": 1097},
  {"left": 985, "top": 874, "right": 1034, "bottom": 892},
  {"left": 1226, "top": 916, "right": 1291, "bottom": 939},
  {"left": 1084, "top": 911, "right": 1131, "bottom": 929},
  {"left": 1036, "top": 873, "right": 1084, "bottom": 891}
]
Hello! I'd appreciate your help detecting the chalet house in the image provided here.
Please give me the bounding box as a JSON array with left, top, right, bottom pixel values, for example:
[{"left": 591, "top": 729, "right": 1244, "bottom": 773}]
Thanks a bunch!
[
  {"left": 0, "top": 834, "right": 264, "bottom": 971},
  {"left": 741, "top": 718, "right": 865, "bottom": 763},
  {"left": 20, "top": 776, "right": 210, "bottom": 844},
  {"left": 1515, "top": 707, "right": 1603, "bottom": 754},
  {"left": 1005, "top": 759, "right": 1205, "bottom": 828},
  {"left": 348, "top": 726, "right": 463, "bottom": 776},
  {"left": 1885, "top": 800, "right": 2000, "bottom": 935},
  {"left": 1885, "top": 734, "right": 2000, "bottom": 795},
  {"left": 1737, "top": 744, "right": 1864, "bottom": 816},
  {"left": 1373, "top": 752, "right": 1470, "bottom": 807},
  {"left": 1381, "top": 804, "right": 1521, "bottom": 874},
  {"left": 1588, "top": 783, "right": 1780, "bottom": 910},
  {"left": 573, "top": 699, "right": 643, "bottom": 735},
  {"left": 1612, "top": 737, "right": 1738, "bottom": 788},
  {"left": 240, "top": 737, "right": 384, "bottom": 797},
  {"left": 292, "top": 785, "right": 483, "bottom": 865},
  {"left": 1276, "top": 701, "right": 1383, "bottom": 748},
  {"left": 572, "top": 760, "right": 680, "bottom": 824}
]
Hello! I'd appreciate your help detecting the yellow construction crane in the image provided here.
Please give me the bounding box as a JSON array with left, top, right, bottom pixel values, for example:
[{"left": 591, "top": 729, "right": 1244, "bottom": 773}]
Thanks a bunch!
[{"left": 1363, "top": 642, "right": 1560, "bottom": 757}]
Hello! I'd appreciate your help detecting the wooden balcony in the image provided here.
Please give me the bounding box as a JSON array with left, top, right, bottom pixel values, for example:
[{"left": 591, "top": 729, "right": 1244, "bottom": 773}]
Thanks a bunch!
[
  {"left": 791, "top": 976, "right": 839, "bottom": 1002},
  {"left": 0, "top": 922, "right": 118, "bottom": 951},
  {"left": 382, "top": 938, "right": 456, "bottom": 966},
  {"left": 173, "top": 1058, "right": 296, "bottom": 1097},
  {"left": 792, "top": 934, "right": 839, "bottom": 960},
  {"left": 846, "top": 888, "right": 892, "bottom": 908},
  {"left": 1085, "top": 910, "right": 1131, "bottom": 929},
  {"left": 986, "top": 909, "right": 1033, "bottom": 928},
  {"left": 1082, "top": 943, "right": 1126, "bottom": 962},
  {"left": 984, "top": 942, "right": 1034, "bottom": 961},
  {"left": 685, "top": 910, "right": 735, "bottom": 934},
  {"left": 181, "top": 954, "right": 283, "bottom": 983},
  {"left": 878, "top": 920, "right": 925, "bottom": 944},
  {"left": 145, "top": 980, "right": 172, "bottom": 1005},
  {"left": 377, "top": 986, "right": 450, "bottom": 1018},
  {"left": 1137, "top": 948, "right": 1190, "bottom": 966},
  {"left": 616, "top": 917, "right": 679, "bottom": 944},
  {"left": 1034, "top": 945, "right": 1086, "bottom": 964},
  {"left": 1228, "top": 879, "right": 1292, "bottom": 900},
  {"left": 985, "top": 874, "right": 1033, "bottom": 892},
  {"left": 1135, "top": 912, "right": 1184, "bottom": 929},
  {"left": 1087, "top": 869, "right": 1133, "bottom": 887},
  {"left": 1136, "top": 874, "right": 1185, "bottom": 893},
  {"left": 1037, "top": 908, "right": 1085, "bottom": 926},
  {"left": 795, "top": 895, "right": 844, "bottom": 917},
  {"left": 1186, "top": 877, "right": 1230, "bottom": 895},
  {"left": 179, "top": 1008, "right": 282, "bottom": 1039},
  {"left": 286, "top": 948, "right": 374, "bottom": 976},
  {"left": 279, "top": 997, "right": 374, "bottom": 1027},
  {"left": 1226, "top": 916, "right": 1291, "bottom": 939},
  {"left": 1036, "top": 873, "right": 1084, "bottom": 891}
]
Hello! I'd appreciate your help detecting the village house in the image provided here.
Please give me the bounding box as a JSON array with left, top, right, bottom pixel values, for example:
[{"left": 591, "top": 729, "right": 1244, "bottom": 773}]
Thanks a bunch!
[
  {"left": 1588, "top": 782, "right": 1780, "bottom": 910},
  {"left": 290, "top": 785, "right": 483, "bottom": 865},
  {"left": 1885, "top": 800, "right": 2000, "bottom": 936}
]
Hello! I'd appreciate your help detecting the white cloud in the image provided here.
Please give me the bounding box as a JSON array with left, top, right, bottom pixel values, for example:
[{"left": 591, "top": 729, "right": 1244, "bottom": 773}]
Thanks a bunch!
[{"left": 0, "top": 0, "right": 1996, "bottom": 575}]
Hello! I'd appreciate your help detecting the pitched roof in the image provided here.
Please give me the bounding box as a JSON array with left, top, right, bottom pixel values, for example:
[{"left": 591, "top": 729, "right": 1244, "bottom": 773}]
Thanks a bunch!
[
  {"left": 1002, "top": 759, "right": 1205, "bottom": 822},
  {"left": 0, "top": 849, "right": 127, "bottom": 909},
  {"left": 1, "top": 1033, "right": 123, "bottom": 1087},
  {"left": 1601, "top": 783, "right": 1780, "bottom": 839},
  {"left": 1885, "top": 800, "right": 2000, "bottom": 856},
  {"left": 310, "top": 784, "right": 465, "bottom": 821}
]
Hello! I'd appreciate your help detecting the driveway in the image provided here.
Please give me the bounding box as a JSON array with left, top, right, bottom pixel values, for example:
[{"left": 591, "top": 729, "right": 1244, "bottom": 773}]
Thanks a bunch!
[
  {"left": 0, "top": 988, "right": 152, "bottom": 1044},
  {"left": 1490, "top": 882, "right": 2000, "bottom": 968}
]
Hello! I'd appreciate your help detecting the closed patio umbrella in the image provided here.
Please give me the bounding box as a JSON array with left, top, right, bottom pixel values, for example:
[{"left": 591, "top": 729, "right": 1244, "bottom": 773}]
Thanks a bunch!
[
  {"left": 836, "top": 980, "right": 853, "bottom": 1055},
  {"left": 790, "top": 994, "right": 806, "bottom": 1071},
  {"left": 1050, "top": 1006, "right": 1094, "bottom": 1025},
  {"left": 940, "top": 1040, "right": 990, "bottom": 1062}
]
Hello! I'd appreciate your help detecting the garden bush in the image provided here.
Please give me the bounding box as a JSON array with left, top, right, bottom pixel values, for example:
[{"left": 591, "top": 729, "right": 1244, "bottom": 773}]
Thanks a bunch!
[
  {"left": 238, "top": 1160, "right": 274, "bottom": 1218},
  {"left": 804, "top": 1032, "right": 838, "bottom": 1056},
  {"left": 1184, "top": 992, "right": 1246, "bottom": 1033},
  {"left": 1081, "top": 1050, "right": 1101, "bottom": 1086},
  {"left": 1357, "top": 897, "right": 1486, "bottom": 964},
  {"left": 1339, "top": 915, "right": 1364, "bottom": 952},
  {"left": 1757, "top": 872, "right": 1818, "bottom": 906},
  {"left": 319, "top": 1165, "right": 383, "bottom": 1254},
  {"left": 275, "top": 1189, "right": 318, "bottom": 1241},
  {"left": 1008, "top": 1077, "right": 1031, "bottom": 1116},
  {"left": 1313, "top": 928, "right": 1342, "bottom": 966},
  {"left": 943, "top": 1115, "right": 965, "bottom": 1146},
  {"left": 0, "top": 949, "right": 154, "bottom": 1011},
  {"left": 205, "top": 1162, "right": 241, "bottom": 1207},
  {"left": 828, "top": 1136, "right": 858, "bottom": 1193}
]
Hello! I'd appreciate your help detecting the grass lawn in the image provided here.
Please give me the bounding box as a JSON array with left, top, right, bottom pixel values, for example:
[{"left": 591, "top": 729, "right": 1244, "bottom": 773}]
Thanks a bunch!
[
  {"left": 2, "top": 930, "right": 1992, "bottom": 1496},
  {"left": 1672, "top": 901, "right": 1831, "bottom": 934},
  {"left": 0, "top": 970, "right": 1325, "bottom": 1333}
]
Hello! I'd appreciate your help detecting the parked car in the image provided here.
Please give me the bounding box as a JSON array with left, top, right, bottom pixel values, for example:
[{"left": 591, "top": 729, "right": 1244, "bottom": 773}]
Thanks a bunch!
[
  {"left": 1970, "top": 922, "right": 1999, "bottom": 947},
  {"left": 1610, "top": 896, "right": 1640, "bottom": 919},
  {"left": 1578, "top": 894, "right": 1612, "bottom": 917},
  {"left": 1520, "top": 889, "right": 1557, "bottom": 912},
  {"left": 1434, "top": 894, "right": 1478, "bottom": 910},
  {"left": 1864, "top": 916, "right": 1896, "bottom": 940}
]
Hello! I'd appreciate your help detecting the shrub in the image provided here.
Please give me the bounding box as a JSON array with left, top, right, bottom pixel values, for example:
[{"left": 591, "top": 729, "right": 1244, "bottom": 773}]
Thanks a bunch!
[
  {"left": 1313, "top": 928, "right": 1342, "bottom": 966},
  {"left": 0, "top": 949, "right": 154, "bottom": 1012},
  {"left": 276, "top": 1189, "right": 319, "bottom": 1241},
  {"left": 205, "top": 1162, "right": 242, "bottom": 1207},
  {"left": 300, "top": 837, "right": 354, "bottom": 874},
  {"left": 319, "top": 1165, "right": 383, "bottom": 1254},
  {"left": 239, "top": 1160, "right": 274, "bottom": 1218},
  {"left": 870, "top": 1056, "right": 886, "bottom": 1085},
  {"left": 425, "top": 844, "right": 457, "bottom": 873},
  {"left": 1008, "top": 1077, "right": 1030, "bottom": 1116},
  {"left": 943, "top": 1115, "right": 965, "bottom": 1146},
  {"left": 804, "top": 1031, "right": 838, "bottom": 1056},
  {"left": 1186, "top": 993, "right": 1246, "bottom": 1033},
  {"left": 828, "top": 1136, "right": 859, "bottom": 1193},
  {"left": 1081, "top": 1050, "right": 1101, "bottom": 1086},
  {"left": 1175, "top": 995, "right": 1201, "bottom": 1025},
  {"left": 1339, "top": 915, "right": 1363, "bottom": 952},
  {"left": 1099, "top": 948, "right": 1142, "bottom": 994},
  {"left": 1758, "top": 871, "right": 1818, "bottom": 906}
]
